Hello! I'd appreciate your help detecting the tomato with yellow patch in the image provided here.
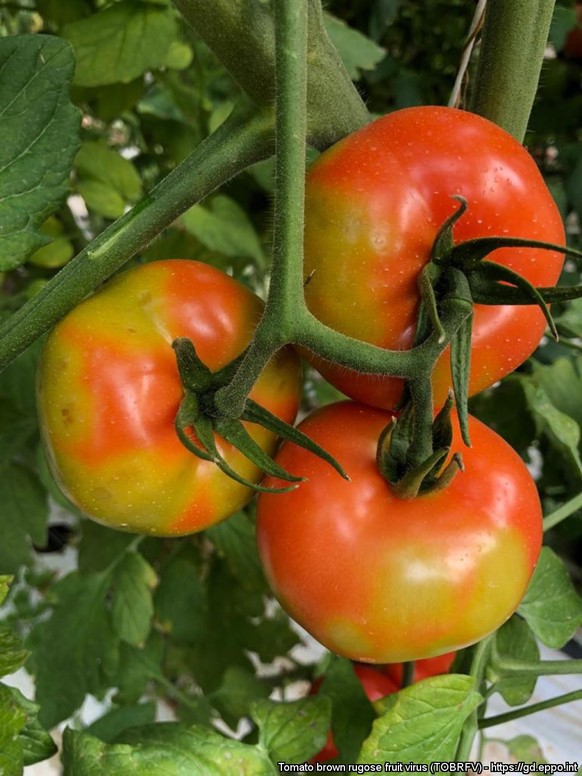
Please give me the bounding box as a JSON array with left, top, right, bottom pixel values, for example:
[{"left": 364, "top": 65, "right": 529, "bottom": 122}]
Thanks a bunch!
[
  {"left": 257, "top": 401, "right": 542, "bottom": 662},
  {"left": 303, "top": 106, "right": 565, "bottom": 409},
  {"left": 38, "top": 260, "right": 302, "bottom": 536}
]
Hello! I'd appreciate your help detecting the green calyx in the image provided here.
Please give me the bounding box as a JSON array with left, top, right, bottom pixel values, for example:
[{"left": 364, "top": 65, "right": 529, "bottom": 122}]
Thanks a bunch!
[
  {"left": 382, "top": 196, "right": 582, "bottom": 499},
  {"left": 172, "top": 338, "right": 348, "bottom": 493},
  {"left": 378, "top": 393, "right": 464, "bottom": 499}
]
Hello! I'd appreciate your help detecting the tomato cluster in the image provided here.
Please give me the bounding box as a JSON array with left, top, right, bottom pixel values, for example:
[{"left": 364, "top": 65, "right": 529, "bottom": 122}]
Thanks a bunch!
[
  {"left": 254, "top": 107, "right": 552, "bottom": 662},
  {"left": 38, "top": 107, "right": 551, "bottom": 665}
]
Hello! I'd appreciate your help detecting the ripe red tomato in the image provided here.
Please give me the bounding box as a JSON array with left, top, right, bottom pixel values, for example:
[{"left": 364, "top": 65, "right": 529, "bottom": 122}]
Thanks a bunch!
[
  {"left": 37, "top": 260, "right": 302, "bottom": 536},
  {"left": 303, "top": 106, "right": 565, "bottom": 409},
  {"left": 257, "top": 402, "right": 542, "bottom": 662}
]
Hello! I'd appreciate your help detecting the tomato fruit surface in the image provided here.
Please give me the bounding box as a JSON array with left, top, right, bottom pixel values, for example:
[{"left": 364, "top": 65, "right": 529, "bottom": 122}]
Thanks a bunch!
[
  {"left": 37, "top": 260, "right": 302, "bottom": 536},
  {"left": 257, "top": 402, "right": 542, "bottom": 662},
  {"left": 303, "top": 106, "right": 565, "bottom": 409}
]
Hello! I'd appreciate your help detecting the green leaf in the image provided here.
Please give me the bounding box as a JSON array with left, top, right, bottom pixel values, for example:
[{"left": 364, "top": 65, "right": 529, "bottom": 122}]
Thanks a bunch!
[
  {"left": 213, "top": 667, "right": 270, "bottom": 729},
  {"left": 62, "top": 723, "right": 276, "bottom": 775},
  {"left": 30, "top": 570, "right": 120, "bottom": 727},
  {"left": 252, "top": 696, "right": 331, "bottom": 765},
  {"left": 0, "top": 35, "right": 80, "bottom": 271},
  {"left": 531, "top": 359, "right": 582, "bottom": 430},
  {"left": 112, "top": 634, "right": 165, "bottom": 706},
  {"left": 523, "top": 380, "right": 582, "bottom": 477},
  {"left": 63, "top": 1, "right": 178, "bottom": 87},
  {"left": 0, "top": 626, "right": 28, "bottom": 677},
  {"left": 154, "top": 549, "right": 208, "bottom": 647},
  {"left": 37, "top": 0, "right": 92, "bottom": 27},
  {"left": 0, "top": 403, "right": 37, "bottom": 462},
  {"left": 206, "top": 511, "right": 266, "bottom": 594},
  {"left": 319, "top": 657, "right": 376, "bottom": 764},
  {"left": 181, "top": 196, "right": 266, "bottom": 265},
  {"left": 12, "top": 690, "right": 58, "bottom": 767},
  {"left": 0, "top": 340, "right": 42, "bottom": 417},
  {"left": 85, "top": 702, "right": 157, "bottom": 743},
  {"left": 112, "top": 552, "right": 157, "bottom": 648},
  {"left": 490, "top": 617, "right": 540, "bottom": 706},
  {"left": 0, "top": 684, "right": 27, "bottom": 776},
  {"left": 324, "top": 14, "right": 385, "bottom": 80},
  {"left": 506, "top": 734, "right": 547, "bottom": 764},
  {"left": 78, "top": 521, "right": 135, "bottom": 574},
  {"left": 357, "top": 675, "right": 482, "bottom": 765},
  {"left": 0, "top": 577, "right": 12, "bottom": 607},
  {"left": 518, "top": 547, "right": 582, "bottom": 648},
  {"left": 0, "top": 464, "right": 49, "bottom": 574},
  {"left": 550, "top": 6, "right": 577, "bottom": 50},
  {"left": 76, "top": 141, "right": 142, "bottom": 220}
]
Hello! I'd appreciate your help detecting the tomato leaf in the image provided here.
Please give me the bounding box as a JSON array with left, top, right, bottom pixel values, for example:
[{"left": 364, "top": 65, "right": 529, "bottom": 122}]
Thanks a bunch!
[
  {"left": 29, "top": 571, "right": 120, "bottom": 728},
  {"left": 213, "top": 667, "right": 270, "bottom": 730},
  {"left": 85, "top": 703, "right": 157, "bottom": 744},
  {"left": 523, "top": 381, "right": 582, "bottom": 478},
  {"left": 181, "top": 195, "right": 266, "bottom": 265},
  {"left": 0, "top": 464, "right": 49, "bottom": 573},
  {"left": 319, "top": 657, "right": 376, "bottom": 764},
  {"left": 154, "top": 548, "right": 208, "bottom": 647},
  {"left": 489, "top": 616, "right": 540, "bottom": 706},
  {"left": 62, "top": 1, "right": 178, "bottom": 87},
  {"left": 323, "top": 14, "right": 385, "bottom": 80},
  {"left": 506, "top": 734, "right": 548, "bottom": 764},
  {"left": 206, "top": 511, "right": 266, "bottom": 595},
  {"left": 0, "top": 685, "right": 56, "bottom": 770},
  {"left": 251, "top": 696, "right": 332, "bottom": 765},
  {"left": 357, "top": 675, "right": 482, "bottom": 764},
  {"left": 0, "top": 626, "right": 28, "bottom": 678},
  {"left": 518, "top": 547, "right": 582, "bottom": 649},
  {"left": 76, "top": 141, "right": 143, "bottom": 220},
  {"left": 111, "top": 552, "right": 157, "bottom": 649},
  {"left": 61, "top": 723, "right": 277, "bottom": 775},
  {"left": 0, "top": 35, "right": 80, "bottom": 271}
]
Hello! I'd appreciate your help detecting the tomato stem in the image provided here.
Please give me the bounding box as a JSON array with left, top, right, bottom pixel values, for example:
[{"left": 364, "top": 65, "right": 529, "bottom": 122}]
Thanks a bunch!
[
  {"left": 543, "top": 491, "right": 582, "bottom": 531},
  {"left": 479, "top": 689, "right": 582, "bottom": 729},
  {"left": 470, "top": 0, "right": 556, "bottom": 142},
  {"left": 455, "top": 635, "right": 493, "bottom": 762}
]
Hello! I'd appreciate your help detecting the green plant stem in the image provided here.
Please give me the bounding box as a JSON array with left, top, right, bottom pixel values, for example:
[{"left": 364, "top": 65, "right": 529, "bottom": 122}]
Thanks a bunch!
[
  {"left": 480, "top": 689, "right": 582, "bottom": 729},
  {"left": 0, "top": 101, "right": 274, "bottom": 373},
  {"left": 470, "top": 0, "right": 557, "bottom": 141},
  {"left": 492, "top": 656, "right": 582, "bottom": 676},
  {"left": 172, "top": 0, "right": 370, "bottom": 149},
  {"left": 543, "top": 491, "right": 582, "bottom": 531},
  {"left": 455, "top": 636, "right": 493, "bottom": 762}
]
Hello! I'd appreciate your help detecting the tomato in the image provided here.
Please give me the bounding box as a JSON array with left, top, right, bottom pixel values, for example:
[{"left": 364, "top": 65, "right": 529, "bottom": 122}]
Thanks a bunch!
[
  {"left": 257, "top": 401, "right": 542, "bottom": 663},
  {"left": 37, "top": 260, "right": 302, "bottom": 536},
  {"left": 303, "top": 106, "right": 565, "bottom": 409}
]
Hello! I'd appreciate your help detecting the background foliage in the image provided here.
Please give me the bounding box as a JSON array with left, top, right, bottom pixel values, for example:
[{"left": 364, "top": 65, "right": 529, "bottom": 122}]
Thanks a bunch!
[{"left": 0, "top": 0, "right": 582, "bottom": 772}]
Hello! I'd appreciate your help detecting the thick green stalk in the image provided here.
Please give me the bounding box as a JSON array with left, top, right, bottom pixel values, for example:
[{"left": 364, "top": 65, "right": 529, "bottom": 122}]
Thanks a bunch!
[
  {"left": 0, "top": 102, "right": 274, "bottom": 372},
  {"left": 470, "top": 0, "right": 557, "bottom": 141},
  {"left": 214, "top": 0, "right": 310, "bottom": 418},
  {"left": 172, "top": 0, "right": 370, "bottom": 149}
]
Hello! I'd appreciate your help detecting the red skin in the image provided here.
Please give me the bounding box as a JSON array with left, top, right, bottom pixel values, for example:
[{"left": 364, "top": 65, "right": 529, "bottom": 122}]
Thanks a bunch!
[
  {"left": 257, "top": 402, "right": 542, "bottom": 663},
  {"left": 38, "top": 260, "right": 302, "bottom": 536},
  {"left": 303, "top": 106, "right": 565, "bottom": 409}
]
